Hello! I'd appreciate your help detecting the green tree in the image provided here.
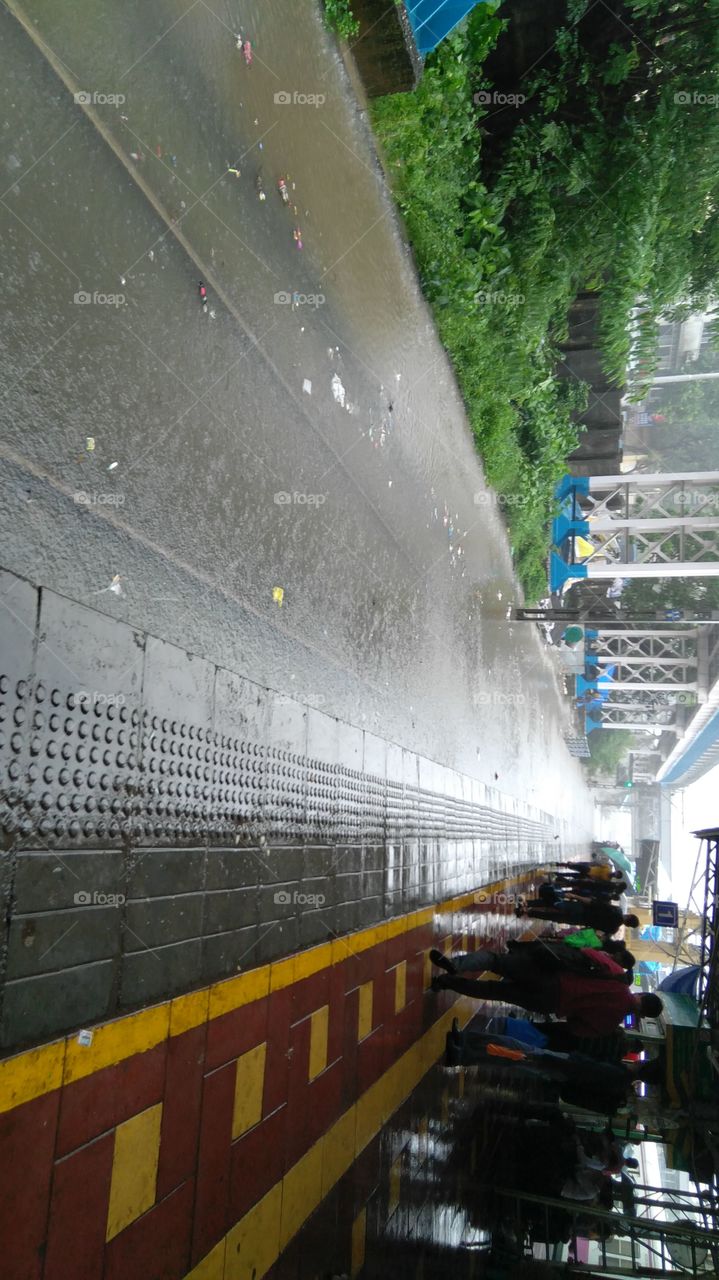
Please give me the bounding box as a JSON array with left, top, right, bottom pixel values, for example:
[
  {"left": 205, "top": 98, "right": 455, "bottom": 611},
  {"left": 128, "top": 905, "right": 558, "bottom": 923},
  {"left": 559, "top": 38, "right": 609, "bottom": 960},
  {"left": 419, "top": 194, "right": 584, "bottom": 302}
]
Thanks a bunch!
[
  {"left": 373, "top": 0, "right": 719, "bottom": 595},
  {"left": 622, "top": 578, "right": 719, "bottom": 612},
  {"left": 586, "top": 729, "right": 635, "bottom": 777}
]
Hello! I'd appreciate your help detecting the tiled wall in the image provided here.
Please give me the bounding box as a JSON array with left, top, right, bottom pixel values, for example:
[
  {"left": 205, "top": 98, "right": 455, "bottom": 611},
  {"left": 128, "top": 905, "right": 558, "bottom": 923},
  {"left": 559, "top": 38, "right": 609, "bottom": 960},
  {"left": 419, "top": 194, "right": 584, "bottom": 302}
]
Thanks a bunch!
[
  {"left": 0, "top": 572, "right": 554, "bottom": 1052},
  {"left": 0, "top": 880, "right": 529, "bottom": 1280}
]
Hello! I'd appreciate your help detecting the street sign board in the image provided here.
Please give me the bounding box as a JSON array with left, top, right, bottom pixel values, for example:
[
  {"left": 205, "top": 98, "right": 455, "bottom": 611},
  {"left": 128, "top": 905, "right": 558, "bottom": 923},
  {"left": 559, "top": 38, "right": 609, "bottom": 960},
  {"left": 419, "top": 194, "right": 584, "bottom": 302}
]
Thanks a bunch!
[{"left": 653, "top": 901, "right": 679, "bottom": 928}]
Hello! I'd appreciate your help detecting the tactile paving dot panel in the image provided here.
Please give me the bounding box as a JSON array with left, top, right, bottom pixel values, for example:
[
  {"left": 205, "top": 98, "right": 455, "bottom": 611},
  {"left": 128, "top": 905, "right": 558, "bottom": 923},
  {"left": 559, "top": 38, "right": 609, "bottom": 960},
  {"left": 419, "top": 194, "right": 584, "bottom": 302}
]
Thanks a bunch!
[{"left": 0, "top": 676, "right": 551, "bottom": 851}]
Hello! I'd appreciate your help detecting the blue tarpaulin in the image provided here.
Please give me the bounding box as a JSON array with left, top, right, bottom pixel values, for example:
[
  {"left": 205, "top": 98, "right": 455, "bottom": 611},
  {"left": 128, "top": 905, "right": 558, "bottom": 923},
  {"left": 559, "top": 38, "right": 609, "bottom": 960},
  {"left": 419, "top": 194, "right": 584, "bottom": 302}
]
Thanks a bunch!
[
  {"left": 658, "top": 965, "right": 702, "bottom": 996},
  {"left": 405, "top": 0, "right": 484, "bottom": 54}
]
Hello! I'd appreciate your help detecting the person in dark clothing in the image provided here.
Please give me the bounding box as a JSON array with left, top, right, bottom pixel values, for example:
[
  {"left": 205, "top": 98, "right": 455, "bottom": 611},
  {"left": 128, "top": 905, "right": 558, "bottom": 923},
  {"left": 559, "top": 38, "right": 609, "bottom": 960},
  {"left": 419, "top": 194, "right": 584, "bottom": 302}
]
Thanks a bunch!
[
  {"left": 517, "top": 899, "right": 638, "bottom": 935},
  {"left": 539, "top": 1022, "right": 619, "bottom": 1056},
  {"left": 554, "top": 862, "right": 624, "bottom": 882},
  {"left": 444, "top": 1019, "right": 657, "bottom": 1114},
  {"left": 553, "top": 876, "right": 628, "bottom": 900},
  {"left": 430, "top": 946, "right": 662, "bottom": 1035},
  {"left": 434, "top": 938, "right": 626, "bottom": 981}
]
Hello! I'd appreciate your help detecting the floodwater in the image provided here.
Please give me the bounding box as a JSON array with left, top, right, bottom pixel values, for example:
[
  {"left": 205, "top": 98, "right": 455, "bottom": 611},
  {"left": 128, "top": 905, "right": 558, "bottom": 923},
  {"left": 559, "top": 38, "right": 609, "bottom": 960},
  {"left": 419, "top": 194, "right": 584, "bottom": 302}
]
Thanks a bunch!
[{"left": 0, "top": 0, "right": 593, "bottom": 837}]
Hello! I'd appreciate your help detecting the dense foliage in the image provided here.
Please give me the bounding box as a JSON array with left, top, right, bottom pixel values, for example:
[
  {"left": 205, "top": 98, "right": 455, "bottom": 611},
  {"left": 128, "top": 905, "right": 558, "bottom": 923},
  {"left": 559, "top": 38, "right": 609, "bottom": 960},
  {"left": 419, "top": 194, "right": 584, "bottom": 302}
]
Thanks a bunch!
[
  {"left": 372, "top": 0, "right": 719, "bottom": 597},
  {"left": 323, "top": 0, "right": 359, "bottom": 40},
  {"left": 586, "top": 728, "right": 635, "bottom": 777}
]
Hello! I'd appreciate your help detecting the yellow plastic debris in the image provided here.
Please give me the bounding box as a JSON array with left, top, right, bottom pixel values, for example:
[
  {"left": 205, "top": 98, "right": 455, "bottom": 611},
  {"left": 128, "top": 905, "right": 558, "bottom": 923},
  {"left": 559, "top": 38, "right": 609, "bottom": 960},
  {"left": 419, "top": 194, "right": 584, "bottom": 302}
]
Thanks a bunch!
[{"left": 272, "top": 587, "right": 284, "bottom": 607}]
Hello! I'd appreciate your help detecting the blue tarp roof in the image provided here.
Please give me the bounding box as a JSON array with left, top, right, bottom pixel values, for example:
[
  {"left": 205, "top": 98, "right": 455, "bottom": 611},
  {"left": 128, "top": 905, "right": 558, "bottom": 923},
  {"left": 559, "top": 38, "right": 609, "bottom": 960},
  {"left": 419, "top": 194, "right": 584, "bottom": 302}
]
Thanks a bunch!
[
  {"left": 406, "top": 0, "right": 485, "bottom": 54},
  {"left": 658, "top": 965, "right": 703, "bottom": 996}
]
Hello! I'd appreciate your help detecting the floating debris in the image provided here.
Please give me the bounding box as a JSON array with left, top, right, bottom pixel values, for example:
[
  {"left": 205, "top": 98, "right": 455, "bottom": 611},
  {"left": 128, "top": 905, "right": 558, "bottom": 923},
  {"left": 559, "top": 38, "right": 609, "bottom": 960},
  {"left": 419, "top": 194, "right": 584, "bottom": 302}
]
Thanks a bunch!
[
  {"left": 92, "top": 574, "right": 124, "bottom": 598},
  {"left": 86, "top": 437, "right": 95, "bottom": 451},
  {"left": 302, "top": 378, "right": 312, "bottom": 395},
  {"left": 272, "top": 586, "right": 284, "bottom": 607},
  {"left": 107, "top": 462, "right": 118, "bottom": 471},
  {"left": 331, "top": 374, "right": 346, "bottom": 407}
]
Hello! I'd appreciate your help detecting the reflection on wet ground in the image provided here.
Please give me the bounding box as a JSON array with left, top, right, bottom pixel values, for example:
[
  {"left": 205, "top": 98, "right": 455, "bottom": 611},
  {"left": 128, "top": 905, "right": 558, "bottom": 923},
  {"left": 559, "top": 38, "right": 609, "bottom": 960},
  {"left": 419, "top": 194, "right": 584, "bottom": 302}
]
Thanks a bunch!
[{"left": 0, "top": 0, "right": 593, "bottom": 839}]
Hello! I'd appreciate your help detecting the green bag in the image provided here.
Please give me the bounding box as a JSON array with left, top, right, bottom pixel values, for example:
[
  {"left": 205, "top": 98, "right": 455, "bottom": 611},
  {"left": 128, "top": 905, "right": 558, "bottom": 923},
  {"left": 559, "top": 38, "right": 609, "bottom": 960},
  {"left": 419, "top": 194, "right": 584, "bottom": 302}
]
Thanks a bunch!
[{"left": 563, "top": 927, "right": 602, "bottom": 949}]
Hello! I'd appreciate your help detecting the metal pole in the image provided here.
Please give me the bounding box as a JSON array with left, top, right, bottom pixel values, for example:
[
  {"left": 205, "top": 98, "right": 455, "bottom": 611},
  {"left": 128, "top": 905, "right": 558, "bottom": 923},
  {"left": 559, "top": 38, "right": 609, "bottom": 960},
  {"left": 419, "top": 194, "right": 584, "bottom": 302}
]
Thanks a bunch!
[
  {"left": 588, "top": 516, "right": 719, "bottom": 532},
  {"left": 648, "top": 371, "right": 719, "bottom": 383},
  {"left": 591, "top": 660, "right": 690, "bottom": 670},
  {"left": 588, "top": 470, "right": 719, "bottom": 487},
  {"left": 603, "top": 681, "right": 697, "bottom": 691},
  {"left": 586, "top": 562, "right": 719, "bottom": 579}
]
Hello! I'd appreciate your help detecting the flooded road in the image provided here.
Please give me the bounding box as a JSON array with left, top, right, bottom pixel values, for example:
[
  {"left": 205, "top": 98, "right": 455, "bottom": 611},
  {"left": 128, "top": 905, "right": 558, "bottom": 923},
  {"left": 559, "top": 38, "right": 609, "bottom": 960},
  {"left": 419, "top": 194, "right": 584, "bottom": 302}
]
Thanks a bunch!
[{"left": 0, "top": 0, "right": 593, "bottom": 835}]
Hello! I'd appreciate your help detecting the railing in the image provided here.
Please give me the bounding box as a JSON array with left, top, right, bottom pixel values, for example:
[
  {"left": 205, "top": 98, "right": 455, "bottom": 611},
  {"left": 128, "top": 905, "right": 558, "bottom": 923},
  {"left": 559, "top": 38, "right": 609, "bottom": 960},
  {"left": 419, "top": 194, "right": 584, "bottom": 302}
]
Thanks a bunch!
[{"left": 495, "top": 1185, "right": 719, "bottom": 1275}]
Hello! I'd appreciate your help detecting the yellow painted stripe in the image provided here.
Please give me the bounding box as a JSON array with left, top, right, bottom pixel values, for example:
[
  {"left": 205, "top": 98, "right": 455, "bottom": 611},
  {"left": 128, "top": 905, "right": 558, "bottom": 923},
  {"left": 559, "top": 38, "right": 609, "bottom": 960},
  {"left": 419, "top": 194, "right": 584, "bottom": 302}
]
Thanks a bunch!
[
  {"left": 279, "top": 1138, "right": 324, "bottom": 1251},
  {"left": 321, "top": 1106, "right": 357, "bottom": 1197},
  {"left": 269, "top": 956, "right": 295, "bottom": 992},
  {"left": 209, "top": 966, "right": 270, "bottom": 1021},
  {"left": 0, "top": 874, "right": 516, "bottom": 1110},
  {"left": 232, "top": 1043, "right": 267, "bottom": 1140},
  {"left": 224, "top": 1183, "right": 282, "bottom": 1280},
  {"left": 171, "top": 988, "right": 210, "bottom": 1037},
  {"left": 106, "top": 1102, "right": 163, "bottom": 1241},
  {"left": 293, "top": 941, "right": 333, "bottom": 983},
  {"left": 64, "top": 1005, "right": 170, "bottom": 1085},
  {"left": 211, "top": 992, "right": 477, "bottom": 1279},
  {"left": 386, "top": 916, "right": 408, "bottom": 941},
  {"left": 308, "top": 1006, "right": 329, "bottom": 1082},
  {"left": 394, "top": 962, "right": 407, "bottom": 1014},
  {"left": 186, "top": 1240, "right": 226, "bottom": 1280},
  {"left": 357, "top": 981, "right": 373, "bottom": 1041},
  {"left": 0, "top": 1040, "right": 65, "bottom": 1115}
]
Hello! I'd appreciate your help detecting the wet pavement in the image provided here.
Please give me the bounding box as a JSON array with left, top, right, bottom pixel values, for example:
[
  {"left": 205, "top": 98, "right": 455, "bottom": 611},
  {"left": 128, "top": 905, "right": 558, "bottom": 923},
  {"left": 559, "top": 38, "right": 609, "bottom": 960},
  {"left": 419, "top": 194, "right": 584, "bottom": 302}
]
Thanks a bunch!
[
  {"left": 0, "top": 570, "right": 561, "bottom": 1050},
  {"left": 0, "top": 0, "right": 594, "bottom": 826}
]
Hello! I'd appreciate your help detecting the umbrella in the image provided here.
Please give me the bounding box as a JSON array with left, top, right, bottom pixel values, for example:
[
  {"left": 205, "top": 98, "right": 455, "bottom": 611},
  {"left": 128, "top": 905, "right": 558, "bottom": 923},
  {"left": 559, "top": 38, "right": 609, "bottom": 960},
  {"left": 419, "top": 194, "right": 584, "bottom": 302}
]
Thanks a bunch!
[{"left": 598, "top": 845, "right": 638, "bottom": 891}]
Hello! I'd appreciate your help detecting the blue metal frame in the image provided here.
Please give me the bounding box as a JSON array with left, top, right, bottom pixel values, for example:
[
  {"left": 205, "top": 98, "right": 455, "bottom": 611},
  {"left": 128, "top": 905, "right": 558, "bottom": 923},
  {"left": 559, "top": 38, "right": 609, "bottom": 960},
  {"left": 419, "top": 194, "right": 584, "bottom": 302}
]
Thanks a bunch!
[{"left": 405, "top": 0, "right": 486, "bottom": 54}]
